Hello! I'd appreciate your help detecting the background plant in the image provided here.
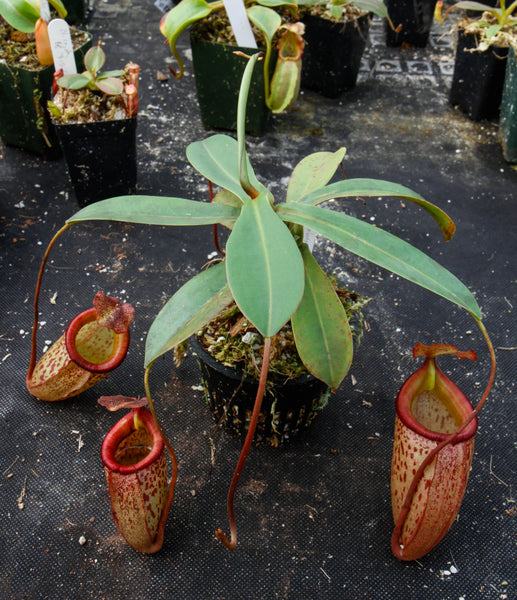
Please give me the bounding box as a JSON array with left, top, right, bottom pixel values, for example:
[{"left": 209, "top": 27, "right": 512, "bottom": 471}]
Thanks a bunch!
[
  {"left": 436, "top": 0, "right": 517, "bottom": 51},
  {"left": 48, "top": 44, "right": 140, "bottom": 121},
  {"left": 297, "top": 0, "right": 395, "bottom": 26},
  {"left": 159, "top": 0, "right": 305, "bottom": 113},
  {"left": 56, "top": 44, "right": 126, "bottom": 95}
]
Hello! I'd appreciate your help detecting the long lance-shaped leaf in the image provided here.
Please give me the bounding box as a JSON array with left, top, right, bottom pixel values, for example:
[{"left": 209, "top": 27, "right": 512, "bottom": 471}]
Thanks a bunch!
[
  {"left": 451, "top": 1, "right": 503, "bottom": 12},
  {"left": 145, "top": 261, "right": 232, "bottom": 367},
  {"left": 286, "top": 149, "right": 346, "bottom": 203},
  {"left": 66, "top": 195, "right": 240, "bottom": 226},
  {"left": 297, "top": 178, "right": 456, "bottom": 241},
  {"left": 277, "top": 203, "right": 482, "bottom": 320},
  {"left": 291, "top": 244, "right": 353, "bottom": 390},
  {"left": 226, "top": 191, "right": 305, "bottom": 337},
  {"left": 187, "top": 134, "right": 266, "bottom": 203}
]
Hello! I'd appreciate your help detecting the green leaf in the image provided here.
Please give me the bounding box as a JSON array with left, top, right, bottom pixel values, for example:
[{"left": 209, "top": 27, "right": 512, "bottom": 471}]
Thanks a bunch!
[
  {"left": 159, "top": 0, "right": 215, "bottom": 78},
  {"left": 187, "top": 134, "right": 266, "bottom": 202},
  {"left": 95, "top": 77, "right": 124, "bottom": 95},
  {"left": 47, "top": 100, "right": 62, "bottom": 119},
  {"left": 84, "top": 46, "right": 106, "bottom": 74},
  {"left": 330, "top": 4, "right": 341, "bottom": 19},
  {"left": 145, "top": 261, "right": 233, "bottom": 367},
  {"left": 485, "top": 23, "right": 503, "bottom": 39},
  {"left": 298, "top": 178, "right": 456, "bottom": 241},
  {"left": 58, "top": 73, "right": 91, "bottom": 90},
  {"left": 236, "top": 53, "right": 264, "bottom": 197},
  {"left": 450, "top": 1, "right": 498, "bottom": 12},
  {"left": 247, "top": 5, "right": 281, "bottom": 46},
  {"left": 353, "top": 0, "right": 390, "bottom": 19},
  {"left": 292, "top": 245, "right": 353, "bottom": 389},
  {"left": 277, "top": 202, "right": 482, "bottom": 319},
  {"left": 226, "top": 191, "right": 305, "bottom": 337},
  {"left": 98, "top": 69, "right": 125, "bottom": 78},
  {"left": 49, "top": 0, "right": 67, "bottom": 18},
  {"left": 0, "top": 0, "right": 40, "bottom": 33},
  {"left": 286, "top": 149, "right": 346, "bottom": 203},
  {"left": 256, "top": 0, "right": 297, "bottom": 8},
  {"left": 213, "top": 190, "right": 242, "bottom": 229},
  {"left": 66, "top": 195, "right": 241, "bottom": 226}
]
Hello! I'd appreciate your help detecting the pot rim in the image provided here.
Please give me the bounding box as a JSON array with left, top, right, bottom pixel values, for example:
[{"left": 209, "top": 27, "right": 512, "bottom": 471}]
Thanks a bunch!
[{"left": 190, "top": 336, "right": 322, "bottom": 387}]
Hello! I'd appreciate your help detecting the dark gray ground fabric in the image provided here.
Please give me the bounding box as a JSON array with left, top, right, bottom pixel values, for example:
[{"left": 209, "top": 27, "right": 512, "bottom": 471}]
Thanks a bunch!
[{"left": 0, "top": 2, "right": 515, "bottom": 599}]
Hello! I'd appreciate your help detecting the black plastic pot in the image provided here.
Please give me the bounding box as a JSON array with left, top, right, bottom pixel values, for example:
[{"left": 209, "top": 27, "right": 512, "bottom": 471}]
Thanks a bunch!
[
  {"left": 63, "top": 0, "right": 90, "bottom": 25},
  {"left": 300, "top": 13, "right": 371, "bottom": 98},
  {"left": 0, "top": 32, "right": 91, "bottom": 158},
  {"left": 191, "top": 338, "right": 330, "bottom": 446},
  {"left": 54, "top": 117, "right": 137, "bottom": 207},
  {"left": 449, "top": 30, "right": 508, "bottom": 121},
  {"left": 190, "top": 31, "right": 274, "bottom": 135},
  {"left": 385, "top": 0, "right": 437, "bottom": 48},
  {"left": 500, "top": 47, "right": 517, "bottom": 163}
]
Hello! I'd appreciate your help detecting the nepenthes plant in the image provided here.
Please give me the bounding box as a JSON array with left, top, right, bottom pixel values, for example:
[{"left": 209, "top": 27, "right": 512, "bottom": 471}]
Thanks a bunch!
[{"left": 28, "top": 52, "right": 495, "bottom": 554}]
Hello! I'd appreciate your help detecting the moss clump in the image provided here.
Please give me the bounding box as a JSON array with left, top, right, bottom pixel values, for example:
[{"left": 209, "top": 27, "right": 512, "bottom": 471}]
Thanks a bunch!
[
  {"left": 0, "top": 22, "right": 89, "bottom": 69},
  {"left": 191, "top": 285, "right": 370, "bottom": 382}
]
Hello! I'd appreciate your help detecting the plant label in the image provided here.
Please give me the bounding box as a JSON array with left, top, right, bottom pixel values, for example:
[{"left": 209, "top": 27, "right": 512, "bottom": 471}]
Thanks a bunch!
[
  {"left": 222, "top": 0, "right": 257, "bottom": 49},
  {"left": 40, "top": 0, "right": 51, "bottom": 23},
  {"left": 303, "top": 228, "right": 316, "bottom": 251},
  {"left": 154, "top": 0, "right": 174, "bottom": 13},
  {"left": 48, "top": 19, "right": 77, "bottom": 75}
]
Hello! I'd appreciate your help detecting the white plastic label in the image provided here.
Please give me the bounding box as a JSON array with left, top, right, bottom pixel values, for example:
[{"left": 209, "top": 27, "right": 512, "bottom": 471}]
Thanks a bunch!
[
  {"left": 222, "top": 0, "right": 257, "bottom": 49},
  {"left": 48, "top": 19, "right": 77, "bottom": 75},
  {"left": 154, "top": 0, "right": 174, "bottom": 13},
  {"left": 39, "top": 0, "right": 51, "bottom": 23}
]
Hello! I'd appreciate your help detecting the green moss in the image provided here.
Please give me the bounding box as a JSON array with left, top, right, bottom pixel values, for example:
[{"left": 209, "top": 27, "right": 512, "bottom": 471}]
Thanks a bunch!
[{"left": 194, "top": 284, "right": 370, "bottom": 382}]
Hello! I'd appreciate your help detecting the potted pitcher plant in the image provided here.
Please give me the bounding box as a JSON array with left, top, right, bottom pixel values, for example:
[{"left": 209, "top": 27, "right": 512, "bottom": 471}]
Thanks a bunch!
[
  {"left": 0, "top": 0, "right": 91, "bottom": 156},
  {"left": 29, "top": 52, "right": 495, "bottom": 556}
]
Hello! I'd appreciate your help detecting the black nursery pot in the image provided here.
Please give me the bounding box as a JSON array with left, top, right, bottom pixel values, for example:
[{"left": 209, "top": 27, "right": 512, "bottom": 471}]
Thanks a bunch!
[
  {"left": 500, "top": 47, "right": 517, "bottom": 163},
  {"left": 191, "top": 338, "right": 330, "bottom": 446},
  {"left": 54, "top": 117, "right": 137, "bottom": 207},
  {"left": 300, "top": 13, "right": 371, "bottom": 98},
  {"left": 0, "top": 33, "right": 91, "bottom": 158},
  {"left": 449, "top": 31, "right": 508, "bottom": 121},
  {"left": 190, "top": 32, "right": 274, "bottom": 135},
  {"left": 385, "top": 0, "right": 437, "bottom": 47}
]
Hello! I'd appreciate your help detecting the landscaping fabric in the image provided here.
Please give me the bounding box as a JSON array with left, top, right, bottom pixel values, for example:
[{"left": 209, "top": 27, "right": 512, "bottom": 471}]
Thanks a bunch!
[{"left": 0, "top": 2, "right": 515, "bottom": 599}]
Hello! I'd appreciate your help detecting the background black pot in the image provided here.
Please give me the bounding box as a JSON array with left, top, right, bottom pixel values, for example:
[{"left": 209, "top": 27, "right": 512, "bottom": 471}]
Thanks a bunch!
[
  {"left": 385, "top": 0, "right": 437, "bottom": 47},
  {"left": 300, "top": 13, "right": 371, "bottom": 98},
  {"left": 190, "top": 31, "right": 274, "bottom": 135},
  {"left": 449, "top": 30, "right": 508, "bottom": 121},
  {"left": 0, "top": 32, "right": 91, "bottom": 158},
  {"left": 54, "top": 117, "right": 137, "bottom": 207},
  {"left": 191, "top": 338, "right": 330, "bottom": 446},
  {"left": 500, "top": 47, "right": 517, "bottom": 163}
]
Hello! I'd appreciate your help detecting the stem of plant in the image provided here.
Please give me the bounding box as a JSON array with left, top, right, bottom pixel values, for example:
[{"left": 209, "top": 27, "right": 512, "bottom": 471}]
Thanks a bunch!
[
  {"left": 215, "top": 336, "right": 272, "bottom": 549},
  {"left": 391, "top": 318, "right": 496, "bottom": 558},
  {"left": 27, "top": 223, "right": 72, "bottom": 381},
  {"left": 208, "top": 180, "right": 225, "bottom": 256},
  {"left": 144, "top": 364, "right": 179, "bottom": 551}
]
